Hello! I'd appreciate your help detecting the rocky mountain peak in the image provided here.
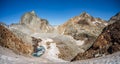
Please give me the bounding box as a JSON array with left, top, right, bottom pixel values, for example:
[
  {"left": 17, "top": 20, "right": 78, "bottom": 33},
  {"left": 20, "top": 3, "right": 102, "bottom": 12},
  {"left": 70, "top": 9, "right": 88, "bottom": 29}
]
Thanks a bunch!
[
  {"left": 20, "top": 11, "right": 37, "bottom": 24},
  {"left": 79, "top": 12, "right": 91, "bottom": 18},
  {"left": 110, "top": 12, "right": 120, "bottom": 20},
  {"left": 29, "top": 10, "right": 36, "bottom": 16},
  {"left": 10, "top": 11, "right": 53, "bottom": 34},
  {"left": 109, "top": 12, "right": 120, "bottom": 24},
  {"left": 31, "top": 10, "right": 35, "bottom": 14},
  {"left": 115, "top": 12, "right": 120, "bottom": 17}
]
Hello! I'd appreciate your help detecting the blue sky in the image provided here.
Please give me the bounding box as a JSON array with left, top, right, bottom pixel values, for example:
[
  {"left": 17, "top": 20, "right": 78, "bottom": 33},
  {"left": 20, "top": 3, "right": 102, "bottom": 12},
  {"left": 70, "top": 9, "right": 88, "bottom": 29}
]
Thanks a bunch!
[{"left": 0, "top": 0, "right": 120, "bottom": 25}]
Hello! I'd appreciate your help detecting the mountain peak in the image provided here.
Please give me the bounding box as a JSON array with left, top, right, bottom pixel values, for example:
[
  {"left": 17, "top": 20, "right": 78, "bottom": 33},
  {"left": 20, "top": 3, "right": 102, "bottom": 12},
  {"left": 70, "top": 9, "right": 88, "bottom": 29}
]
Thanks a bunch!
[
  {"left": 29, "top": 10, "right": 36, "bottom": 16},
  {"left": 109, "top": 12, "right": 120, "bottom": 24},
  {"left": 80, "top": 12, "right": 91, "bottom": 17},
  {"left": 31, "top": 10, "right": 35, "bottom": 14},
  {"left": 115, "top": 12, "right": 120, "bottom": 17}
]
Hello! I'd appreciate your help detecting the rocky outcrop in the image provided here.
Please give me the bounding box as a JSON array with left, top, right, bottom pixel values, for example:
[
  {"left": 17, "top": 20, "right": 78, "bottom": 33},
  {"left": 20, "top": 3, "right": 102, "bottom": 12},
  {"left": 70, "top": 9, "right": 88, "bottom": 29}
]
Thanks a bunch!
[
  {"left": 58, "top": 12, "right": 108, "bottom": 51},
  {"left": 0, "top": 25, "right": 33, "bottom": 55},
  {"left": 71, "top": 14, "right": 120, "bottom": 61}
]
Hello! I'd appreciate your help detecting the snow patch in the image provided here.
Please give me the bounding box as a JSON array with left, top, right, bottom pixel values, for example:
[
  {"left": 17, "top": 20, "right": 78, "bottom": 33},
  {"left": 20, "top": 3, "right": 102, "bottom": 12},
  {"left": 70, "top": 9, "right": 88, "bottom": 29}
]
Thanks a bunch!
[
  {"left": 75, "top": 40, "right": 85, "bottom": 46},
  {"left": 45, "top": 43, "right": 67, "bottom": 62},
  {"left": 37, "top": 38, "right": 66, "bottom": 62},
  {"left": 1, "top": 55, "right": 19, "bottom": 61},
  {"left": 47, "top": 43, "right": 59, "bottom": 57},
  {"left": 92, "top": 21, "right": 96, "bottom": 24},
  {"left": 92, "top": 21, "right": 99, "bottom": 24},
  {"left": 62, "top": 29, "right": 65, "bottom": 35},
  {"left": 43, "top": 38, "right": 53, "bottom": 43},
  {"left": 104, "top": 23, "right": 108, "bottom": 26}
]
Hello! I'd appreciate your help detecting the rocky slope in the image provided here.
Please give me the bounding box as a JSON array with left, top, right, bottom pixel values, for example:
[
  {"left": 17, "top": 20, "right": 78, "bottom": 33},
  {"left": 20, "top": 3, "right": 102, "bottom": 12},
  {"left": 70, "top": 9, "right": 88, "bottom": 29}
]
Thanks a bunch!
[
  {"left": 0, "top": 24, "right": 33, "bottom": 55},
  {"left": 71, "top": 12, "right": 120, "bottom": 61}
]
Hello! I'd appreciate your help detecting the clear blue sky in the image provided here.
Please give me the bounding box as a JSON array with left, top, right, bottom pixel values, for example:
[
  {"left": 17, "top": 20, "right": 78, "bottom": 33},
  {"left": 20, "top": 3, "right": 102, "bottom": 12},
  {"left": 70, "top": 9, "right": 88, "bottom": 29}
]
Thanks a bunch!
[{"left": 0, "top": 0, "right": 120, "bottom": 25}]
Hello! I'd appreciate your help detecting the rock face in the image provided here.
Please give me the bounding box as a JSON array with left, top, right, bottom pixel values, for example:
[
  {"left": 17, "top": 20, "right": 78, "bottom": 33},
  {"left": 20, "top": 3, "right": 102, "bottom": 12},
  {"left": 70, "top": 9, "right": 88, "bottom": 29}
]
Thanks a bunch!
[
  {"left": 0, "top": 25, "right": 33, "bottom": 55},
  {"left": 58, "top": 12, "right": 107, "bottom": 51},
  {"left": 71, "top": 13, "right": 120, "bottom": 61}
]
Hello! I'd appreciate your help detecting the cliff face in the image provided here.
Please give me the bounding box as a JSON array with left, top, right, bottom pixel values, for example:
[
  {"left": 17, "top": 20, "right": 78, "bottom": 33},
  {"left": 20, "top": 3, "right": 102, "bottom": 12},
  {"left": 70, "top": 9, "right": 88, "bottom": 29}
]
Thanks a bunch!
[
  {"left": 71, "top": 13, "right": 120, "bottom": 61},
  {"left": 0, "top": 25, "right": 33, "bottom": 55},
  {"left": 58, "top": 12, "right": 108, "bottom": 51}
]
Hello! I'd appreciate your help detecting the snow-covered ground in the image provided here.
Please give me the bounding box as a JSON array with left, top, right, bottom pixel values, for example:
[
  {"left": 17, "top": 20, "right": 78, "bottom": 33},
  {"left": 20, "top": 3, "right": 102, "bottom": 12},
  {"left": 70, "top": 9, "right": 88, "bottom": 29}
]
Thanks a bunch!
[
  {"left": 0, "top": 46, "right": 120, "bottom": 64},
  {"left": 0, "top": 46, "right": 50, "bottom": 64}
]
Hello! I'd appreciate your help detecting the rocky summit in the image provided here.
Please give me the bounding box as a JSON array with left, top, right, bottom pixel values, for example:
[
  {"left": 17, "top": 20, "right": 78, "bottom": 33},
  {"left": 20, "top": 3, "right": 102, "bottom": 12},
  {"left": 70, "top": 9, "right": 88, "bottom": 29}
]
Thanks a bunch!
[
  {"left": 108, "top": 12, "right": 120, "bottom": 24},
  {"left": 0, "top": 11, "right": 120, "bottom": 64}
]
